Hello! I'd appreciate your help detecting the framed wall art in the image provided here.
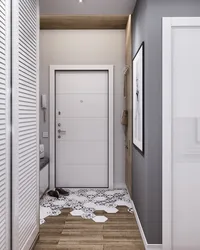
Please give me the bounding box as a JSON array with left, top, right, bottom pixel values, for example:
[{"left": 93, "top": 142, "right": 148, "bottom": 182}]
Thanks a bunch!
[{"left": 132, "top": 42, "right": 144, "bottom": 154}]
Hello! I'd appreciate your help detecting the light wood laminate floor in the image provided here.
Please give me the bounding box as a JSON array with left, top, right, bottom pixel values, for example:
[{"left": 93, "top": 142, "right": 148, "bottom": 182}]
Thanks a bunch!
[{"left": 34, "top": 206, "right": 144, "bottom": 250}]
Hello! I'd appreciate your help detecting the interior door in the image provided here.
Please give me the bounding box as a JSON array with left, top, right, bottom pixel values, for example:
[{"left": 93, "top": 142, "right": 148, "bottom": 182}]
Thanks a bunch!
[
  {"left": 172, "top": 22, "right": 200, "bottom": 250},
  {"left": 56, "top": 70, "right": 108, "bottom": 188},
  {"left": 163, "top": 17, "right": 200, "bottom": 250}
]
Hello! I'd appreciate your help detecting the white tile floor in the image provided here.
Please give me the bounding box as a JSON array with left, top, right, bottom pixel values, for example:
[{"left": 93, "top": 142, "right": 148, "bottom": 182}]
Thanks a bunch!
[
  {"left": 93, "top": 215, "right": 108, "bottom": 223},
  {"left": 70, "top": 210, "right": 84, "bottom": 216},
  {"left": 104, "top": 207, "right": 119, "bottom": 213},
  {"left": 40, "top": 188, "right": 133, "bottom": 225}
]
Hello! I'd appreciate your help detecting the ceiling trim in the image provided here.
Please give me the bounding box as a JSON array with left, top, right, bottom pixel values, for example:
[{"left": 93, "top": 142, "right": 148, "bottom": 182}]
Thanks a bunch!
[{"left": 40, "top": 15, "right": 129, "bottom": 30}]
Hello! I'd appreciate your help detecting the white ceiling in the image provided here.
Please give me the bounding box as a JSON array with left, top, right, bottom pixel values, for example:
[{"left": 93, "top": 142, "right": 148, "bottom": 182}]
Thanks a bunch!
[{"left": 40, "top": 0, "right": 137, "bottom": 16}]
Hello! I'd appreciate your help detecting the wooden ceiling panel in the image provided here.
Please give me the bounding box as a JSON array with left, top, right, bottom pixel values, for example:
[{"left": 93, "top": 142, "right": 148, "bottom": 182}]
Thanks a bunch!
[{"left": 40, "top": 15, "right": 129, "bottom": 30}]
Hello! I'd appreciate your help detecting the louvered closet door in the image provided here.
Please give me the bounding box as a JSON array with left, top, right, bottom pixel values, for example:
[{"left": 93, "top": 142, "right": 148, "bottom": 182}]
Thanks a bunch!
[
  {"left": 12, "top": 0, "right": 39, "bottom": 249},
  {"left": 0, "top": 0, "right": 10, "bottom": 249}
]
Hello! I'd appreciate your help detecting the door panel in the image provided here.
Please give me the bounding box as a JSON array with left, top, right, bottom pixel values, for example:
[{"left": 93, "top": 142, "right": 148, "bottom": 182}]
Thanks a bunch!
[
  {"left": 57, "top": 141, "right": 107, "bottom": 165},
  {"left": 56, "top": 94, "right": 108, "bottom": 118},
  {"left": 56, "top": 71, "right": 108, "bottom": 94},
  {"left": 172, "top": 26, "right": 200, "bottom": 250},
  {"left": 57, "top": 118, "right": 108, "bottom": 141},
  {"left": 56, "top": 165, "right": 108, "bottom": 188},
  {"left": 56, "top": 70, "right": 108, "bottom": 188}
]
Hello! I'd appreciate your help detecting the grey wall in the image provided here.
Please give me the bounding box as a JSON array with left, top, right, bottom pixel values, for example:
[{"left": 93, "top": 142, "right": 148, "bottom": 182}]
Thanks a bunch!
[
  {"left": 132, "top": 0, "right": 200, "bottom": 244},
  {"left": 40, "top": 30, "right": 126, "bottom": 187}
]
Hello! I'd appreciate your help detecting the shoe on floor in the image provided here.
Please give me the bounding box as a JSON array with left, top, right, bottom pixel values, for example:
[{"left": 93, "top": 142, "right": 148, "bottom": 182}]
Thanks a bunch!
[
  {"left": 55, "top": 188, "right": 69, "bottom": 196},
  {"left": 47, "top": 190, "right": 59, "bottom": 199}
]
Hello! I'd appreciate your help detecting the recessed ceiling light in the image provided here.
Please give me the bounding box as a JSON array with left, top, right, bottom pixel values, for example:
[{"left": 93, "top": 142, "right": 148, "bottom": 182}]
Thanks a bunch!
[{"left": 79, "top": 0, "right": 83, "bottom": 3}]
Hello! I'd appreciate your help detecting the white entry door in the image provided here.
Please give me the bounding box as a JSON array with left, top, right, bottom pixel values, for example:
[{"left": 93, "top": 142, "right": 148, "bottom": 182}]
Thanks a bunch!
[
  {"left": 163, "top": 18, "right": 200, "bottom": 250},
  {"left": 55, "top": 70, "right": 108, "bottom": 187}
]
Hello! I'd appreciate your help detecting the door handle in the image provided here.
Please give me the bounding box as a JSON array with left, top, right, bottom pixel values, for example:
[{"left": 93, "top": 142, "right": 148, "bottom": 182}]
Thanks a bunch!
[{"left": 58, "top": 129, "right": 66, "bottom": 134}]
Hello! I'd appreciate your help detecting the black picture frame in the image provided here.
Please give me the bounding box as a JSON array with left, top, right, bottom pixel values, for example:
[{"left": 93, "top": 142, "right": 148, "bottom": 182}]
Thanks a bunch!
[{"left": 132, "top": 42, "right": 145, "bottom": 155}]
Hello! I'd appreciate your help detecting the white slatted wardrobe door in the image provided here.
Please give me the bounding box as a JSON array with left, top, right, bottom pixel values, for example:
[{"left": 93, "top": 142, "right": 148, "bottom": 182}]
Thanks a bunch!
[
  {"left": 0, "top": 0, "right": 10, "bottom": 249},
  {"left": 12, "top": 0, "right": 39, "bottom": 249}
]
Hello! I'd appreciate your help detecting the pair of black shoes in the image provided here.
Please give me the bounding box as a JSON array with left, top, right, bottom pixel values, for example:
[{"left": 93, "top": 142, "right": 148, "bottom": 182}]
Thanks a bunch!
[{"left": 47, "top": 188, "right": 69, "bottom": 199}]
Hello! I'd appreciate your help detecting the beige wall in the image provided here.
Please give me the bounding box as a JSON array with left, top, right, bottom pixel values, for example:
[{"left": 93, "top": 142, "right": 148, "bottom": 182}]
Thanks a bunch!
[
  {"left": 125, "top": 16, "right": 132, "bottom": 196},
  {"left": 40, "top": 30, "right": 125, "bottom": 187}
]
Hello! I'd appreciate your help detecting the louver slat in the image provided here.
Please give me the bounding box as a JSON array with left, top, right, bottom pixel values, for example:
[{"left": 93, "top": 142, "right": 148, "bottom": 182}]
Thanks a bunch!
[{"left": 0, "top": 0, "right": 10, "bottom": 249}]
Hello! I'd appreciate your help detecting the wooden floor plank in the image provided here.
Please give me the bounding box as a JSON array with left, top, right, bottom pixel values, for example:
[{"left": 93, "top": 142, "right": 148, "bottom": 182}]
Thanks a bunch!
[
  {"left": 104, "top": 243, "right": 145, "bottom": 250},
  {"left": 57, "top": 246, "right": 103, "bottom": 250},
  {"left": 34, "top": 206, "right": 144, "bottom": 250}
]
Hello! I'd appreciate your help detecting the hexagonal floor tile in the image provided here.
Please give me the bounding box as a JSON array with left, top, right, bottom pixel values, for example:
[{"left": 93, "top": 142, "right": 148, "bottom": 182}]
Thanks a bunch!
[
  {"left": 81, "top": 213, "right": 96, "bottom": 220},
  {"left": 105, "top": 190, "right": 115, "bottom": 196},
  {"left": 104, "top": 207, "right": 119, "bottom": 214},
  {"left": 52, "top": 200, "right": 66, "bottom": 206},
  {"left": 128, "top": 208, "right": 134, "bottom": 214},
  {"left": 70, "top": 210, "right": 84, "bottom": 216},
  {"left": 40, "top": 219, "right": 45, "bottom": 225},
  {"left": 94, "top": 196, "right": 106, "bottom": 202},
  {"left": 86, "top": 190, "right": 97, "bottom": 196},
  {"left": 115, "top": 200, "right": 132, "bottom": 208},
  {"left": 73, "top": 196, "right": 87, "bottom": 202},
  {"left": 114, "top": 189, "right": 127, "bottom": 194},
  {"left": 84, "top": 202, "right": 96, "bottom": 208},
  {"left": 127, "top": 203, "right": 133, "bottom": 208},
  {"left": 40, "top": 206, "right": 52, "bottom": 219},
  {"left": 51, "top": 210, "right": 61, "bottom": 216},
  {"left": 94, "top": 205, "right": 107, "bottom": 211},
  {"left": 93, "top": 216, "right": 108, "bottom": 223},
  {"left": 67, "top": 194, "right": 80, "bottom": 200}
]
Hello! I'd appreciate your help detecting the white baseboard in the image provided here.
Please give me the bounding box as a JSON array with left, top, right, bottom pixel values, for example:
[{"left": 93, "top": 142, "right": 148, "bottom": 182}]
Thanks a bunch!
[
  {"left": 114, "top": 183, "right": 127, "bottom": 189},
  {"left": 131, "top": 201, "right": 162, "bottom": 250},
  {"left": 147, "top": 245, "right": 162, "bottom": 250}
]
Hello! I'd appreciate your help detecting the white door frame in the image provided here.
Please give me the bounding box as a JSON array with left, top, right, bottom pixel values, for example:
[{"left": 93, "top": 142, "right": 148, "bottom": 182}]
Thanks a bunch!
[
  {"left": 49, "top": 65, "right": 114, "bottom": 189},
  {"left": 162, "top": 17, "right": 200, "bottom": 250}
]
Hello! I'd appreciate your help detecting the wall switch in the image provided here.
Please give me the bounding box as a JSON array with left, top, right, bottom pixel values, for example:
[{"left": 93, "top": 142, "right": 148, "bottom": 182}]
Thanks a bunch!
[{"left": 43, "top": 132, "right": 48, "bottom": 138}]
